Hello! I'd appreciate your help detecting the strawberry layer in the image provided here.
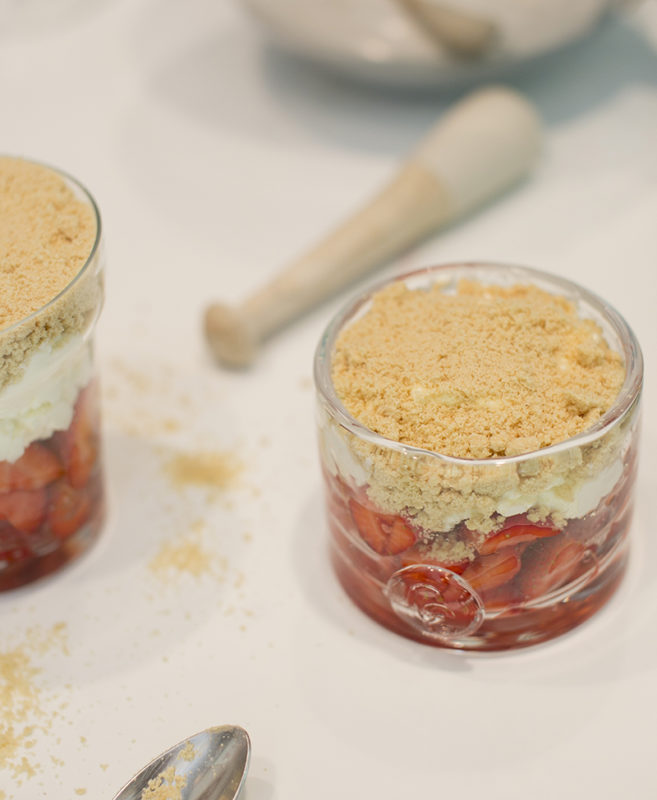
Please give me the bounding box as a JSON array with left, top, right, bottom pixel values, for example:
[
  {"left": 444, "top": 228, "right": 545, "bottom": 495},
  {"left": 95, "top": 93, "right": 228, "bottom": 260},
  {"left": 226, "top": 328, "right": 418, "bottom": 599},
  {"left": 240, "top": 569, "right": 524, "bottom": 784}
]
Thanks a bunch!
[
  {"left": 324, "top": 456, "right": 634, "bottom": 640},
  {"left": 0, "top": 381, "right": 103, "bottom": 587}
]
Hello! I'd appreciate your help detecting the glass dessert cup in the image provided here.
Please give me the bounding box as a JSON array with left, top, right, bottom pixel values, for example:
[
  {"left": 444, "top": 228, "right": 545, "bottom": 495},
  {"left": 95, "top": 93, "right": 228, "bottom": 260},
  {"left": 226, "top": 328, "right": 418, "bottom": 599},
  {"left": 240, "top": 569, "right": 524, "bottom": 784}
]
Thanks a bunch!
[
  {"left": 314, "top": 263, "right": 643, "bottom": 651},
  {"left": 0, "top": 163, "right": 105, "bottom": 591}
]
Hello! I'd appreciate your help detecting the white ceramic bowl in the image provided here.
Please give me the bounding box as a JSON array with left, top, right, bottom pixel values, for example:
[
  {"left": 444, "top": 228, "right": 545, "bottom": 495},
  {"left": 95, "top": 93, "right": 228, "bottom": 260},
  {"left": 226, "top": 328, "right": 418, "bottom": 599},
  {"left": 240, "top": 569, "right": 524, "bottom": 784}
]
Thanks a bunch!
[{"left": 242, "top": 0, "right": 618, "bottom": 88}]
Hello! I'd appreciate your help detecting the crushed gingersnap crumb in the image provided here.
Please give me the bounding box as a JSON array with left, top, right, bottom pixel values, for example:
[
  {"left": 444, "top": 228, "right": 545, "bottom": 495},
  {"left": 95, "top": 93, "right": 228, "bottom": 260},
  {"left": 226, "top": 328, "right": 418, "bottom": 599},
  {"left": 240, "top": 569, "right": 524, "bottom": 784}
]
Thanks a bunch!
[
  {"left": 149, "top": 523, "right": 228, "bottom": 582},
  {"left": 0, "top": 623, "right": 69, "bottom": 782},
  {"left": 164, "top": 450, "right": 242, "bottom": 492},
  {"left": 0, "top": 157, "right": 102, "bottom": 390},
  {"left": 179, "top": 741, "right": 196, "bottom": 761},
  {"left": 0, "top": 157, "right": 96, "bottom": 329},
  {"left": 331, "top": 280, "right": 625, "bottom": 459},
  {"left": 141, "top": 765, "right": 187, "bottom": 800}
]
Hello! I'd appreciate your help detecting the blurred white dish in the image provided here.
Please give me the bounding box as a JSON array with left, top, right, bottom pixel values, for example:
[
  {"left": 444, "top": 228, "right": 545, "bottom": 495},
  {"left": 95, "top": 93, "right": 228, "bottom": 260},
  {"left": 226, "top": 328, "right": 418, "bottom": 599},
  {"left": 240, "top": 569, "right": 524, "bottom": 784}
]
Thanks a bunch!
[{"left": 242, "top": 0, "right": 617, "bottom": 87}]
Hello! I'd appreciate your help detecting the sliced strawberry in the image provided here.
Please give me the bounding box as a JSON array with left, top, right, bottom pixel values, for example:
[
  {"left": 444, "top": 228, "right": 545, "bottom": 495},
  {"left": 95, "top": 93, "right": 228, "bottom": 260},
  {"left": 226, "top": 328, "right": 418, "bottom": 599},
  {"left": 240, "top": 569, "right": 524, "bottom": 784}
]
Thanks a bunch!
[
  {"left": 323, "top": 476, "right": 353, "bottom": 533},
  {"left": 0, "top": 527, "right": 32, "bottom": 567},
  {"left": 330, "top": 521, "right": 394, "bottom": 583},
  {"left": 478, "top": 582, "right": 524, "bottom": 611},
  {"left": 479, "top": 523, "right": 560, "bottom": 556},
  {"left": 322, "top": 468, "right": 353, "bottom": 503},
  {"left": 0, "top": 489, "right": 48, "bottom": 533},
  {"left": 0, "top": 462, "right": 11, "bottom": 493},
  {"left": 606, "top": 505, "right": 633, "bottom": 548},
  {"left": 565, "top": 512, "right": 602, "bottom": 544},
  {"left": 0, "top": 443, "right": 63, "bottom": 492},
  {"left": 461, "top": 550, "right": 522, "bottom": 594},
  {"left": 518, "top": 536, "right": 591, "bottom": 600},
  {"left": 54, "top": 383, "right": 100, "bottom": 489},
  {"left": 348, "top": 499, "right": 417, "bottom": 556},
  {"left": 48, "top": 482, "right": 91, "bottom": 539},
  {"left": 325, "top": 493, "right": 353, "bottom": 534}
]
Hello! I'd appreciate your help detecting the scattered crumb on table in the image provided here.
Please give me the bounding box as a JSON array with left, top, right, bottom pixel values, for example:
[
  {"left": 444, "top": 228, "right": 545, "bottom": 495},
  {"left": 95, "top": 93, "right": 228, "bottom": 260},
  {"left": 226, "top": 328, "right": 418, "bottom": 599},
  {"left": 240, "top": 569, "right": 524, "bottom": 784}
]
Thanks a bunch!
[
  {"left": 149, "top": 526, "right": 227, "bottom": 581},
  {"left": 0, "top": 624, "right": 68, "bottom": 781},
  {"left": 164, "top": 449, "right": 242, "bottom": 492}
]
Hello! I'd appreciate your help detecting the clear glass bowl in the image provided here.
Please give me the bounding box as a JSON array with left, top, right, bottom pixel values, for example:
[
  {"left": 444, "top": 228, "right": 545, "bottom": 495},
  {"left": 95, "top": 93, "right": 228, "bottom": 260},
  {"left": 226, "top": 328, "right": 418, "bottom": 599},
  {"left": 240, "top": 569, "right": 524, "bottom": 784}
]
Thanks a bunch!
[
  {"left": 0, "top": 159, "right": 105, "bottom": 590},
  {"left": 314, "top": 263, "right": 643, "bottom": 651}
]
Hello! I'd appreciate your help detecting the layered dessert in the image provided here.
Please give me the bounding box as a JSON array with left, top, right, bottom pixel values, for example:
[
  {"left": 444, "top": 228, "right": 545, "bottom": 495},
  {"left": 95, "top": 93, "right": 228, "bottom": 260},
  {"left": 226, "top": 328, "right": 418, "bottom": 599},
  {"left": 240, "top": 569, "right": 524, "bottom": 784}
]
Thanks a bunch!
[
  {"left": 315, "top": 264, "right": 642, "bottom": 650},
  {"left": 0, "top": 157, "right": 105, "bottom": 590}
]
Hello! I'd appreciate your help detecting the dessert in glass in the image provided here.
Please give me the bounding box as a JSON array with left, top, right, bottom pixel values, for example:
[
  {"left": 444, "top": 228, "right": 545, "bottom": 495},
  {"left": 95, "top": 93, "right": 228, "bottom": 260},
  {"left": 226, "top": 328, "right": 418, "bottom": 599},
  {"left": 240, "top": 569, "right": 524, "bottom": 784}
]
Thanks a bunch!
[
  {"left": 314, "top": 263, "right": 642, "bottom": 651},
  {"left": 0, "top": 157, "right": 105, "bottom": 590}
]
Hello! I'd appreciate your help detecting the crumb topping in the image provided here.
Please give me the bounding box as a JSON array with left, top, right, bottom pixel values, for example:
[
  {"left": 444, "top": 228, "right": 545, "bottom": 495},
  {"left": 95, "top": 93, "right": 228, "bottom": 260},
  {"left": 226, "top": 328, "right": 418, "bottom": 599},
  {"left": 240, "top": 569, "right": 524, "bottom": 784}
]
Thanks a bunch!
[
  {"left": 321, "top": 276, "right": 635, "bottom": 538},
  {"left": 0, "top": 157, "right": 102, "bottom": 390},
  {"left": 0, "top": 157, "right": 96, "bottom": 329},
  {"left": 331, "top": 280, "right": 625, "bottom": 459}
]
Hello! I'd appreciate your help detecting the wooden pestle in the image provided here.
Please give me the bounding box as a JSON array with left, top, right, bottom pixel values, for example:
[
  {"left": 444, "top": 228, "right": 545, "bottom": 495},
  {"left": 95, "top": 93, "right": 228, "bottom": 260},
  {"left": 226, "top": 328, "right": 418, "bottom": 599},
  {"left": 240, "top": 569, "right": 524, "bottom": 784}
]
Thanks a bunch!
[{"left": 204, "top": 86, "right": 542, "bottom": 368}]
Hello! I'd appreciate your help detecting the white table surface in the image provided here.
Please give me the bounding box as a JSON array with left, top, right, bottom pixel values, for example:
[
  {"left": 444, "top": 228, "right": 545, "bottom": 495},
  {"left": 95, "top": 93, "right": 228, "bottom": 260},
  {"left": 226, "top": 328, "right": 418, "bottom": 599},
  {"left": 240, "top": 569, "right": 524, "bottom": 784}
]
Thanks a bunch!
[{"left": 1, "top": 1, "right": 657, "bottom": 798}]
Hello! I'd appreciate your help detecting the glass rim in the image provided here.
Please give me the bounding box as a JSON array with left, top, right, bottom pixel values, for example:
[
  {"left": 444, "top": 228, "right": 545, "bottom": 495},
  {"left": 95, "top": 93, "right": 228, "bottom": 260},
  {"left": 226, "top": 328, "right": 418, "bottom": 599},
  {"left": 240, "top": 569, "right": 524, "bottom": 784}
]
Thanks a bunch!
[
  {"left": 313, "top": 261, "right": 644, "bottom": 467},
  {"left": 0, "top": 155, "right": 102, "bottom": 337}
]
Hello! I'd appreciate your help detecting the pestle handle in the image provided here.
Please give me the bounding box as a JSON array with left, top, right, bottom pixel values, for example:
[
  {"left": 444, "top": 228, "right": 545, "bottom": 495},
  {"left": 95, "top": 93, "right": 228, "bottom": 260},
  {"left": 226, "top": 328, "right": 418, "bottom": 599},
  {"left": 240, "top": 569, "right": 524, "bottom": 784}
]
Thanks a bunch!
[{"left": 205, "top": 86, "right": 542, "bottom": 367}]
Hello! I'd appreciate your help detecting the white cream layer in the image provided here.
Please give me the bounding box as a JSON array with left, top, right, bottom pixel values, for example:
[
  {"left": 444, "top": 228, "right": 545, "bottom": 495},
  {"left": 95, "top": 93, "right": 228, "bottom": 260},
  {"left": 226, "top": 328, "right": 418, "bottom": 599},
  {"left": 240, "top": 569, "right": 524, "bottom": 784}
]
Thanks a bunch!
[
  {"left": 0, "top": 335, "right": 93, "bottom": 463},
  {"left": 320, "top": 421, "right": 622, "bottom": 527},
  {"left": 496, "top": 459, "right": 623, "bottom": 521}
]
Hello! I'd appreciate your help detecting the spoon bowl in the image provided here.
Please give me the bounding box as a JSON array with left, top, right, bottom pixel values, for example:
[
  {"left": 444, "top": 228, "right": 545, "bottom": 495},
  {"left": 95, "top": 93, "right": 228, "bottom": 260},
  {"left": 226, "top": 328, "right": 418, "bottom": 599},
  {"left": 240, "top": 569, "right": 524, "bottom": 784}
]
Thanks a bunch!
[{"left": 113, "top": 725, "right": 250, "bottom": 800}]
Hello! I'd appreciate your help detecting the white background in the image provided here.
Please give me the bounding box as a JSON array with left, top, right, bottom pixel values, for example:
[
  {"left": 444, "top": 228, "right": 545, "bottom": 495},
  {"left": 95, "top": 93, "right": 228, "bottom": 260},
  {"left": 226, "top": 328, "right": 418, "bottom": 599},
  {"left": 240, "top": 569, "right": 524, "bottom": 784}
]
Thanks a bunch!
[{"left": 1, "top": 1, "right": 656, "bottom": 798}]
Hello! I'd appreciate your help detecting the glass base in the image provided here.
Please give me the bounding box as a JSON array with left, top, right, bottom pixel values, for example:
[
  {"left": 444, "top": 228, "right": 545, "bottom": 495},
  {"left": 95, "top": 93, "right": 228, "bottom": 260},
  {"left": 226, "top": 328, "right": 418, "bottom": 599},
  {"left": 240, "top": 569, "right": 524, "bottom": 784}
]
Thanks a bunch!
[
  {"left": 331, "top": 538, "right": 628, "bottom": 651},
  {"left": 0, "top": 498, "right": 104, "bottom": 592}
]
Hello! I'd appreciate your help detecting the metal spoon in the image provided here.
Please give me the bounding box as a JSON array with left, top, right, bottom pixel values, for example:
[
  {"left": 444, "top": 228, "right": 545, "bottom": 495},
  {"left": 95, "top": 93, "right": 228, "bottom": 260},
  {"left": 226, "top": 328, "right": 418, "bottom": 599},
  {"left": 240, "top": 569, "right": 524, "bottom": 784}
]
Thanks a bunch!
[{"left": 112, "top": 725, "right": 250, "bottom": 800}]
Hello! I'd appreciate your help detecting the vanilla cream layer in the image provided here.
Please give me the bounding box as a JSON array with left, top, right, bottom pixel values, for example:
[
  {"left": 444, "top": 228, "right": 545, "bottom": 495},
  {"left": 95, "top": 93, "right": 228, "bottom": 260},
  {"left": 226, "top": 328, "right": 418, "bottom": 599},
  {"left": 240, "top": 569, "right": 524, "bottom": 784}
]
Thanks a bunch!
[
  {"left": 495, "top": 458, "right": 623, "bottom": 521},
  {"left": 0, "top": 334, "right": 92, "bottom": 463}
]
